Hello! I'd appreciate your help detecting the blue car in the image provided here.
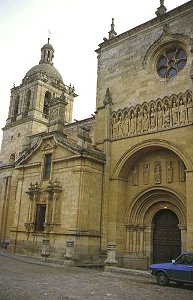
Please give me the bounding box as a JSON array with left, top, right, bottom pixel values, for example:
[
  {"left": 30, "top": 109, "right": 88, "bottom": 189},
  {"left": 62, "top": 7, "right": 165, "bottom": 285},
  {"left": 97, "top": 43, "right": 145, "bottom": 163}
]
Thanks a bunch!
[{"left": 149, "top": 252, "right": 193, "bottom": 286}]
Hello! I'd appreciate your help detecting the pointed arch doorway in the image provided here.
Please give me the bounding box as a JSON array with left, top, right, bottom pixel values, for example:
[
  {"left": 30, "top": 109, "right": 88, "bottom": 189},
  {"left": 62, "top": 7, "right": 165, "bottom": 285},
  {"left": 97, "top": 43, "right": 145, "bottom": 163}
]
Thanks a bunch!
[{"left": 153, "top": 209, "right": 181, "bottom": 263}]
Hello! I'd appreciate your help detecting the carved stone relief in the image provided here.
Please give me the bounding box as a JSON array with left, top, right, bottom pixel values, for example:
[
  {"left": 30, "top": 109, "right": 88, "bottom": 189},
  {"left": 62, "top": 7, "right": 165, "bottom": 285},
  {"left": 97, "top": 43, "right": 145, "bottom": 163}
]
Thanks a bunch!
[
  {"left": 136, "top": 109, "right": 142, "bottom": 133},
  {"left": 187, "top": 93, "right": 193, "bottom": 123},
  {"left": 164, "top": 101, "right": 170, "bottom": 128},
  {"left": 112, "top": 115, "right": 117, "bottom": 138},
  {"left": 111, "top": 91, "right": 192, "bottom": 139},
  {"left": 178, "top": 161, "right": 186, "bottom": 182},
  {"left": 179, "top": 97, "right": 186, "bottom": 124},
  {"left": 166, "top": 161, "right": 173, "bottom": 183},
  {"left": 154, "top": 161, "right": 162, "bottom": 184},
  {"left": 132, "top": 166, "right": 139, "bottom": 186},
  {"left": 122, "top": 112, "right": 129, "bottom": 136},
  {"left": 130, "top": 160, "right": 185, "bottom": 186},
  {"left": 171, "top": 99, "right": 178, "bottom": 126},
  {"left": 150, "top": 105, "right": 156, "bottom": 129},
  {"left": 143, "top": 164, "right": 150, "bottom": 185},
  {"left": 143, "top": 107, "right": 149, "bottom": 132},
  {"left": 157, "top": 103, "right": 163, "bottom": 129},
  {"left": 117, "top": 114, "right": 123, "bottom": 137},
  {"left": 130, "top": 111, "right": 136, "bottom": 134}
]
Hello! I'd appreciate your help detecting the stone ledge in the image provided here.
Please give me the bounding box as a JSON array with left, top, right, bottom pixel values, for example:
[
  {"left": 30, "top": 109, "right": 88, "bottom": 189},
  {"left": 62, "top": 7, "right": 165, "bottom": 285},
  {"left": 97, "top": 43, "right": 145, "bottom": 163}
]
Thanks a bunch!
[{"left": 104, "top": 266, "right": 151, "bottom": 277}]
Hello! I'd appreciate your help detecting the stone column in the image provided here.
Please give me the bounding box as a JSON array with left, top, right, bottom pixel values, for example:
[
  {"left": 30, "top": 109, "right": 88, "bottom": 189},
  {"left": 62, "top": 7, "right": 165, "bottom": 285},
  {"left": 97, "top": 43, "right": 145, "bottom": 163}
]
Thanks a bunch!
[
  {"left": 126, "top": 225, "right": 146, "bottom": 255},
  {"left": 105, "top": 241, "right": 118, "bottom": 266},
  {"left": 0, "top": 175, "right": 11, "bottom": 247},
  {"left": 41, "top": 238, "right": 50, "bottom": 260},
  {"left": 144, "top": 225, "right": 154, "bottom": 262},
  {"left": 45, "top": 194, "right": 50, "bottom": 224},
  {"left": 51, "top": 193, "right": 57, "bottom": 224},
  {"left": 27, "top": 195, "right": 33, "bottom": 223},
  {"left": 139, "top": 226, "right": 145, "bottom": 254},
  {"left": 132, "top": 227, "right": 137, "bottom": 253},
  {"left": 125, "top": 225, "right": 132, "bottom": 253},
  {"left": 186, "top": 171, "right": 193, "bottom": 251},
  {"left": 64, "top": 240, "right": 75, "bottom": 259},
  {"left": 64, "top": 240, "right": 75, "bottom": 265},
  {"left": 178, "top": 225, "right": 187, "bottom": 253}
]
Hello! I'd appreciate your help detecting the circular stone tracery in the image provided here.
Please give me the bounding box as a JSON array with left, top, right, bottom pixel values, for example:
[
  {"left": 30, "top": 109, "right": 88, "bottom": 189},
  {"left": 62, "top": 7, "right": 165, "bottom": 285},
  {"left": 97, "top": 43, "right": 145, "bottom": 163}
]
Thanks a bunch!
[{"left": 156, "top": 47, "right": 187, "bottom": 78}]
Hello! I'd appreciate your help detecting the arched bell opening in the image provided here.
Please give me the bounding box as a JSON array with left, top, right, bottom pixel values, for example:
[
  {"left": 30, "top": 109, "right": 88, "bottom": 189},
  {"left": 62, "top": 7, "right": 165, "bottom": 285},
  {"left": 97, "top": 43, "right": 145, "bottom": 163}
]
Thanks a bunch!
[{"left": 43, "top": 91, "right": 51, "bottom": 118}]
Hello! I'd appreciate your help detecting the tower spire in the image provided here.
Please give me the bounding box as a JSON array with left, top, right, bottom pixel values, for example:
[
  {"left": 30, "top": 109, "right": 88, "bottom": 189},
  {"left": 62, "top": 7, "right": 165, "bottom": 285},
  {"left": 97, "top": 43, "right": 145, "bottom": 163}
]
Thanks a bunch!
[{"left": 108, "top": 18, "right": 117, "bottom": 40}]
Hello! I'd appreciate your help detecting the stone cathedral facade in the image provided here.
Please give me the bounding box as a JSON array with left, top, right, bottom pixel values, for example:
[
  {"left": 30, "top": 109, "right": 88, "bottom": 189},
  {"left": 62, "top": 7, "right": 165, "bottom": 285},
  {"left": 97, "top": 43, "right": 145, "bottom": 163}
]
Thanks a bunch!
[{"left": 1, "top": 1, "right": 193, "bottom": 270}]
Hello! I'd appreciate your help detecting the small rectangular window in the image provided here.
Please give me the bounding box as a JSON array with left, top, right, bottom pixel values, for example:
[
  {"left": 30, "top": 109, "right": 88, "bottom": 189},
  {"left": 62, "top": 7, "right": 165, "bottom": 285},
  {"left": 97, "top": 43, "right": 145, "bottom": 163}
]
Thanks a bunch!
[
  {"left": 35, "top": 204, "right": 46, "bottom": 232},
  {"left": 43, "top": 153, "right": 52, "bottom": 180}
]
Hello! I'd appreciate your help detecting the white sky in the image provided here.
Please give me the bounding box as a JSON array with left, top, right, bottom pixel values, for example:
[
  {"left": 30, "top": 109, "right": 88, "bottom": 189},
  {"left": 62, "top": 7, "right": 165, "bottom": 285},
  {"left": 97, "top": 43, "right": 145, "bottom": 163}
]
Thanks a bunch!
[{"left": 0, "top": 0, "right": 187, "bottom": 147}]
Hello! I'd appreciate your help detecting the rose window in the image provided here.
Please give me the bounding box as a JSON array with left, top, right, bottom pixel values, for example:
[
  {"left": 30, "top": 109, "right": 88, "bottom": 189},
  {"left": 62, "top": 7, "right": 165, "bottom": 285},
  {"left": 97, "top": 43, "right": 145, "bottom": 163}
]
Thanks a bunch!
[{"left": 157, "top": 47, "right": 187, "bottom": 78}]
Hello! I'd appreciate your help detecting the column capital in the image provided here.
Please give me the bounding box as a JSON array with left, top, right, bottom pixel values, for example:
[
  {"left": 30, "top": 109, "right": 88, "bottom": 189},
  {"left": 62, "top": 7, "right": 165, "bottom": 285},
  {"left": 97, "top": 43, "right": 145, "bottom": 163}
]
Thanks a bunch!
[{"left": 178, "top": 224, "right": 187, "bottom": 230}]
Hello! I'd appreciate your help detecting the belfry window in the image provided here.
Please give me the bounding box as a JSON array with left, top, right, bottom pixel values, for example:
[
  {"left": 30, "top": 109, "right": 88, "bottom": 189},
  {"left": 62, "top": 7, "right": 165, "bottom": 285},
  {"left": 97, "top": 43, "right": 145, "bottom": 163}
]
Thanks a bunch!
[
  {"left": 43, "top": 91, "right": 51, "bottom": 118},
  {"left": 43, "top": 153, "right": 52, "bottom": 180},
  {"left": 157, "top": 47, "right": 187, "bottom": 78},
  {"left": 13, "top": 95, "right": 20, "bottom": 121},
  {"left": 35, "top": 204, "right": 46, "bottom": 232},
  {"left": 24, "top": 90, "right": 31, "bottom": 116}
]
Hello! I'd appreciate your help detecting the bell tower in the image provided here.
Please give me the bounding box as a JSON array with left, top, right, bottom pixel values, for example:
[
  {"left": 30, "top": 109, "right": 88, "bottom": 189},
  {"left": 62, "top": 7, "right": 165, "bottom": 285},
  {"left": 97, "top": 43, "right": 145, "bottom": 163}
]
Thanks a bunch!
[{"left": 0, "top": 39, "right": 77, "bottom": 164}]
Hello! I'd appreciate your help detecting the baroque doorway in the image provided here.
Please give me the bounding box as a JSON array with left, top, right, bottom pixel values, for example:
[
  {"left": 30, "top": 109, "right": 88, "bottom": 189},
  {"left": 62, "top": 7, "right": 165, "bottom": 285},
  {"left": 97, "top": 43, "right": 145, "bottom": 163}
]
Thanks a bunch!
[{"left": 153, "top": 209, "right": 181, "bottom": 263}]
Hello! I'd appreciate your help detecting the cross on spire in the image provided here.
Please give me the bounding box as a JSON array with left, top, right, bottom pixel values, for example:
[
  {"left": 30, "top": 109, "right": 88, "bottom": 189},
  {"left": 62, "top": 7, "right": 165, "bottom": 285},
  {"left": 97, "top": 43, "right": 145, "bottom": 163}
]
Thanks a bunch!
[{"left": 48, "top": 29, "right": 51, "bottom": 43}]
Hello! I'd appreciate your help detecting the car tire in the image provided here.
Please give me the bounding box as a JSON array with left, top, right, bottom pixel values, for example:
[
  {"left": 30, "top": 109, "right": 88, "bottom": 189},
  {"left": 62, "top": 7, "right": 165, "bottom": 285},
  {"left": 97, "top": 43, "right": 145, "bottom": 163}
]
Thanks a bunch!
[{"left": 156, "top": 272, "right": 169, "bottom": 286}]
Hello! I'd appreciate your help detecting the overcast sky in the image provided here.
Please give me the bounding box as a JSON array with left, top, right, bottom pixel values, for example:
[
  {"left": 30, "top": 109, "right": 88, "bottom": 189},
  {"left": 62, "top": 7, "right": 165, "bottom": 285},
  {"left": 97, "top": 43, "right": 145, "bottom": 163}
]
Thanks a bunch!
[{"left": 0, "top": 0, "right": 187, "bottom": 147}]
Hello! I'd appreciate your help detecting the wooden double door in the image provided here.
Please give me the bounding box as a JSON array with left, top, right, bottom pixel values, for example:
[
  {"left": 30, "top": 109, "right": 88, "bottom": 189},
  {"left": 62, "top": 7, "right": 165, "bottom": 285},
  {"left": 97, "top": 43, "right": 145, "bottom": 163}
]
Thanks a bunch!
[{"left": 153, "top": 209, "right": 181, "bottom": 263}]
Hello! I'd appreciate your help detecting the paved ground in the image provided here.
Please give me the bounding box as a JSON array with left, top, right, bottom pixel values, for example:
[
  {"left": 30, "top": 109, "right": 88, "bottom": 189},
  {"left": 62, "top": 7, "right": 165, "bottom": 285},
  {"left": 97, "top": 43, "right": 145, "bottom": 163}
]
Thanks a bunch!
[{"left": 0, "top": 252, "right": 193, "bottom": 300}]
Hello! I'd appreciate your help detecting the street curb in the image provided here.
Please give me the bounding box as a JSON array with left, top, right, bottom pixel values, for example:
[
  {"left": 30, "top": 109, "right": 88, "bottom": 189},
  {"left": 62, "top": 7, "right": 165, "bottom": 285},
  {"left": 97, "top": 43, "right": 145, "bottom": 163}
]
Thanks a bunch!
[
  {"left": 104, "top": 266, "right": 151, "bottom": 277},
  {"left": 0, "top": 250, "right": 151, "bottom": 278},
  {"left": 0, "top": 250, "right": 66, "bottom": 269}
]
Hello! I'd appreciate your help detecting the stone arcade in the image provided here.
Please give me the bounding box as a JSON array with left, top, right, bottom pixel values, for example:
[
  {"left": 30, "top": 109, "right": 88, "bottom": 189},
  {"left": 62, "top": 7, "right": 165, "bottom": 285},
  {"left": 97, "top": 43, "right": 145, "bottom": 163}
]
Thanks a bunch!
[{"left": 1, "top": 1, "right": 193, "bottom": 270}]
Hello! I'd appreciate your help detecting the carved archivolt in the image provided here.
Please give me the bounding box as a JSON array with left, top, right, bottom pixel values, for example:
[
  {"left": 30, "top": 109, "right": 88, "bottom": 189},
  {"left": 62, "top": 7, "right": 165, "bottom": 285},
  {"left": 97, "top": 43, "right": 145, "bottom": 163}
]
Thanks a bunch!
[
  {"left": 111, "top": 91, "right": 192, "bottom": 139},
  {"left": 124, "top": 187, "right": 186, "bottom": 255}
]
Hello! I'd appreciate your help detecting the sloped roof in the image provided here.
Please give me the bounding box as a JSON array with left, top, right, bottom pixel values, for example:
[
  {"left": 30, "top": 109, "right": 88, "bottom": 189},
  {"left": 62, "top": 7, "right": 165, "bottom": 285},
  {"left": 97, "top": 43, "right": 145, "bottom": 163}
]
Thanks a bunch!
[{"left": 15, "top": 132, "right": 106, "bottom": 167}]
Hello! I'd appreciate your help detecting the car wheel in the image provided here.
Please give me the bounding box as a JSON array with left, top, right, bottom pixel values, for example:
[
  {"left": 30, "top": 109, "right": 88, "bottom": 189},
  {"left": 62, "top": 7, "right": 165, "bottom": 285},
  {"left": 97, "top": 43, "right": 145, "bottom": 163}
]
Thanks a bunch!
[{"left": 156, "top": 272, "right": 169, "bottom": 286}]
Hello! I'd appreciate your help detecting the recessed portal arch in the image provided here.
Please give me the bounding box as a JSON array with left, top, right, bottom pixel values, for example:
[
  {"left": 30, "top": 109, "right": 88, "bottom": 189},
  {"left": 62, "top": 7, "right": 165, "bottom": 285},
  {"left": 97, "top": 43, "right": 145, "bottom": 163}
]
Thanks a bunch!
[
  {"left": 124, "top": 187, "right": 186, "bottom": 265},
  {"left": 112, "top": 139, "right": 193, "bottom": 180},
  {"left": 111, "top": 139, "right": 188, "bottom": 268}
]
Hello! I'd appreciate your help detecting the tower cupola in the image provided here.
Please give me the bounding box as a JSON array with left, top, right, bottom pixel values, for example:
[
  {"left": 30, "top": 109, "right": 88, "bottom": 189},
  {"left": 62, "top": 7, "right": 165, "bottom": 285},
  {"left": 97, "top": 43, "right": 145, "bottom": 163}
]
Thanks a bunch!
[{"left": 39, "top": 38, "right": 54, "bottom": 65}]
